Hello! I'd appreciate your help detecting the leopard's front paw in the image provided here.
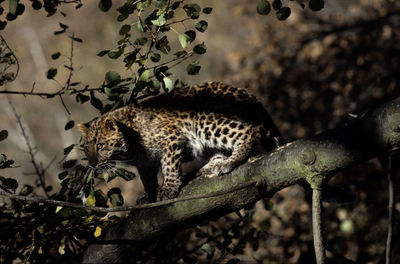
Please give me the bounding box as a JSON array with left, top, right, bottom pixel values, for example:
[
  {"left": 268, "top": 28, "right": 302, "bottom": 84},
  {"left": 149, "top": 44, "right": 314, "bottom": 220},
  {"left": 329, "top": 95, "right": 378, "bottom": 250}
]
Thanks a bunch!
[{"left": 157, "top": 186, "right": 179, "bottom": 201}]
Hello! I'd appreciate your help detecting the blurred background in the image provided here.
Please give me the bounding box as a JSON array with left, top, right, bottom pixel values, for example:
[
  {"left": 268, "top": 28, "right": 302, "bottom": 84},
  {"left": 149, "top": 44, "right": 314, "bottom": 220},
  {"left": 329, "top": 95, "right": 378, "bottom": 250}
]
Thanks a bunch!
[{"left": 0, "top": 0, "right": 399, "bottom": 263}]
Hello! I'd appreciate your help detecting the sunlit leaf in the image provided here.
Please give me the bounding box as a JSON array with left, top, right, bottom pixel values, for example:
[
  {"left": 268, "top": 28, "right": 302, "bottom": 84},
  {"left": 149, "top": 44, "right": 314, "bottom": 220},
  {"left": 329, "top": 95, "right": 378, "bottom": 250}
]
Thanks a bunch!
[
  {"left": 94, "top": 226, "right": 102, "bottom": 237},
  {"left": 151, "top": 15, "right": 166, "bottom": 26},
  {"left": 163, "top": 77, "right": 173, "bottom": 92},
  {"left": 139, "top": 70, "right": 150, "bottom": 81},
  {"left": 86, "top": 193, "right": 96, "bottom": 206}
]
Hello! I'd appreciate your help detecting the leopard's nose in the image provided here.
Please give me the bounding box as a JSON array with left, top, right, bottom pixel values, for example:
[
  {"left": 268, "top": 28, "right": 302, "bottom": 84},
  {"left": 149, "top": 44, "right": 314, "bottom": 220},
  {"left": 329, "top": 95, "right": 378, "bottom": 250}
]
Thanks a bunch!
[{"left": 88, "top": 154, "right": 98, "bottom": 167}]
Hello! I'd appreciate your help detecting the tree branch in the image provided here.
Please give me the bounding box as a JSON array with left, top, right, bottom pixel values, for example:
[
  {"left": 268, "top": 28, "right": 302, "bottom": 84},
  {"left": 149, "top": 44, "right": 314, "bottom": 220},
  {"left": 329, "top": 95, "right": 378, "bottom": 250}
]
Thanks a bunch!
[{"left": 83, "top": 96, "right": 400, "bottom": 263}]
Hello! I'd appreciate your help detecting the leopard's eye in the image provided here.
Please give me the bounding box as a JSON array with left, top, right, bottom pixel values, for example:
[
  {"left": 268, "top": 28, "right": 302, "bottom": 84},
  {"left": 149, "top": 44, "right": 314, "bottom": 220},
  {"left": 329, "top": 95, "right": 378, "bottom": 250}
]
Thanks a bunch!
[{"left": 96, "top": 143, "right": 104, "bottom": 150}]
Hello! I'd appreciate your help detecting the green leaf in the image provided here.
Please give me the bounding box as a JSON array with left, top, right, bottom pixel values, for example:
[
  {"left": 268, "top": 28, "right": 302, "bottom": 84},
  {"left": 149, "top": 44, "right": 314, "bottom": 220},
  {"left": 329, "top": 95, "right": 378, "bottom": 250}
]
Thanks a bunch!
[
  {"left": 163, "top": 77, "right": 173, "bottom": 92},
  {"left": 105, "top": 71, "right": 121, "bottom": 84},
  {"left": 187, "top": 61, "right": 201, "bottom": 75},
  {"left": 107, "top": 188, "right": 124, "bottom": 206},
  {"left": 98, "top": 0, "right": 112, "bottom": 12},
  {"left": 108, "top": 48, "right": 124, "bottom": 59},
  {"left": 151, "top": 15, "right": 166, "bottom": 26},
  {"left": 183, "top": 4, "right": 201, "bottom": 19},
  {"left": 272, "top": 0, "right": 282, "bottom": 10},
  {"left": 115, "top": 168, "right": 136, "bottom": 181},
  {"left": 276, "top": 6, "right": 291, "bottom": 20},
  {"left": 64, "top": 120, "right": 74, "bottom": 130},
  {"left": 9, "top": 0, "right": 18, "bottom": 15},
  {"left": 178, "top": 34, "right": 189, "bottom": 49},
  {"left": 63, "top": 159, "right": 77, "bottom": 169},
  {"left": 309, "top": 0, "right": 324, "bottom": 11},
  {"left": 257, "top": 0, "right": 271, "bottom": 15},
  {"left": 46, "top": 68, "right": 57, "bottom": 79},
  {"left": 174, "top": 50, "right": 187, "bottom": 58},
  {"left": 0, "top": 154, "right": 6, "bottom": 164},
  {"left": 0, "top": 130, "right": 8, "bottom": 142},
  {"left": 139, "top": 70, "right": 150, "bottom": 81},
  {"left": 203, "top": 7, "right": 212, "bottom": 14},
  {"left": 151, "top": 53, "right": 161, "bottom": 62},
  {"left": 200, "top": 243, "right": 215, "bottom": 255},
  {"left": 195, "top": 20, "right": 208, "bottom": 32},
  {"left": 20, "top": 184, "right": 34, "bottom": 195},
  {"left": 119, "top": 24, "right": 131, "bottom": 35},
  {"left": 193, "top": 43, "right": 206, "bottom": 54},
  {"left": 137, "top": 18, "right": 145, "bottom": 32}
]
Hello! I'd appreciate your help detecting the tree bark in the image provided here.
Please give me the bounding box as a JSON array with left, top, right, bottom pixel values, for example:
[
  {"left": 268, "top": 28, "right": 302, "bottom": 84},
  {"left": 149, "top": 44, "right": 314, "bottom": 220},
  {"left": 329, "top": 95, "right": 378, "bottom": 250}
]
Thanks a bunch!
[{"left": 83, "top": 97, "right": 400, "bottom": 264}]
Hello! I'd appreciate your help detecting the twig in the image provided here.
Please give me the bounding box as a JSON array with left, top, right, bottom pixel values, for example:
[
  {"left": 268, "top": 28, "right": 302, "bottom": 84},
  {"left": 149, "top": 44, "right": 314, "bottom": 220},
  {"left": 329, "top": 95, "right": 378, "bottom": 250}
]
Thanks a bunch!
[
  {"left": 0, "top": 180, "right": 257, "bottom": 213},
  {"left": 312, "top": 187, "right": 326, "bottom": 264},
  {"left": 8, "top": 99, "right": 50, "bottom": 198},
  {"left": 386, "top": 154, "right": 398, "bottom": 264},
  {"left": 0, "top": 87, "right": 102, "bottom": 97}
]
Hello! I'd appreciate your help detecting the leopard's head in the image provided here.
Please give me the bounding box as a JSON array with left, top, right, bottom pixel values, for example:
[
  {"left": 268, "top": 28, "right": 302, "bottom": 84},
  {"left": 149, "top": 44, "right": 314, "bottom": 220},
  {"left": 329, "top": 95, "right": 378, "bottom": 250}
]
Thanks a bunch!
[{"left": 78, "top": 116, "right": 129, "bottom": 168}]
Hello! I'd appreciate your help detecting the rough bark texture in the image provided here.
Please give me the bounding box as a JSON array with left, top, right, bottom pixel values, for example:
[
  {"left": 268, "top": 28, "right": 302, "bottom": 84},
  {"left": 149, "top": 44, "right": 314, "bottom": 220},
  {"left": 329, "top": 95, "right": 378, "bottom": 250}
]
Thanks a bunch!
[{"left": 83, "top": 97, "right": 400, "bottom": 264}]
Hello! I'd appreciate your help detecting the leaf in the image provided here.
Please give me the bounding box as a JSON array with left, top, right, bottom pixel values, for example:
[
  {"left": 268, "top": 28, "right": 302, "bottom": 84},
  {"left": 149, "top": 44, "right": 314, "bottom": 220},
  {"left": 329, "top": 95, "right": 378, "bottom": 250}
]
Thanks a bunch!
[
  {"left": 59, "top": 22, "right": 69, "bottom": 30},
  {"left": 257, "top": 0, "right": 271, "bottom": 15},
  {"left": 55, "top": 206, "right": 63, "bottom": 213},
  {"left": 183, "top": 4, "right": 201, "bottom": 19},
  {"left": 107, "top": 188, "right": 124, "bottom": 206},
  {"left": 51, "top": 52, "right": 61, "bottom": 60},
  {"left": 58, "top": 171, "right": 68, "bottom": 180},
  {"left": 119, "top": 24, "right": 131, "bottom": 35},
  {"left": 272, "top": 0, "right": 282, "bottom": 10},
  {"left": 203, "top": 7, "right": 212, "bottom": 14},
  {"left": 97, "top": 50, "right": 109, "bottom": 57},
  {"left": 63, "top": 144, "right": 75, "bottom": 155},
  {"left": 178, "top": 31, "right": 195, "bottom": 49},
  {"left": 86, "top": 193, "right": 96, "bottom": 206},
  {"left": 186, "top": 61, "right": 201, "bottom": 75},
  {"left": 276, "top": 6, "right": 291, "bottom": 20},
  {"left": 0, "top": 130, "right": 8, "bottom": 141},
  {"left": 139, "top": 70, "right": 150, "bottom": 81},
  {"left": 72, "top": 37, "right": 83, "bottom": 43},
  {"left": 105, "top": 71, "right": 121, "bottom": 84},
  {"left": 195, "top": 20, "right": 208, "bottom": 32},
  {"left": 151, "top": 53, "right": 161, "bottom": 62},
  {"left": 151, "top": 15, "right": 166, "bottom": 26},
  {"left": 178, "top": 34, "right": 189, "bottom": 49},
  {"left": 76, "top": 94, "right": 90, "bottom": 104},
  {"left": 0, "top": 176, "right": 18, "bottom": 190},
  {"left": 201, "top": 243, "right": 215, "bottom": 255},
  {"left": 62, "top": 159, "right": 77, "bottom": 169},
  {"left": 90, "top": 92, "right": 103, "bottom": 110},
  {"left": 98, "top": 0, "right": 112, "bottom": 12},
  {"left": 155, "top": 36, "right": 170, "bottom": 54},
  {"left": 46, "top": 68, "right": 57, "bottom": 79},
  {"left": 64, "top": 120, "right": 74, "bottom": 130},
  {"left": 163, "top": 77, "right": 173, "bottom": 92},
  {"left": 193, "top": 43, "right": 206, "bottom": 54},
  {"left": 9, "top": 0, "right": 18, "bottom": 15},
  {"left": 58, "top": 243, "right": 65, "bottom": 255},
  {"left": 134, "top": 37, "right": 147, "bottom": 45},
  {"left": 137, "top": 18, "right": 145, "bottom": 33},
  {"left": 32, "top": 1, "right": 42, "bottom": 10},
  {"left": 94, "top": 226, "right": 102, "bottom": 237},
  {"left": 309, "top": 0, "right": 324, "bottom": 11}
]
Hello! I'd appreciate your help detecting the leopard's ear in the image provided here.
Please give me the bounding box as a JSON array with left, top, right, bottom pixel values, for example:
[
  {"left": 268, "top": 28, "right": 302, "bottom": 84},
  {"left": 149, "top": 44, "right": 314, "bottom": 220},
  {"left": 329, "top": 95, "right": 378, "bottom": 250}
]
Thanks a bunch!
[
  {"left": 103, "top": 117, "right": 119, "bottom": 131},
  {"left": 77, "top": 123, "right": 89, "bottom": 138}
]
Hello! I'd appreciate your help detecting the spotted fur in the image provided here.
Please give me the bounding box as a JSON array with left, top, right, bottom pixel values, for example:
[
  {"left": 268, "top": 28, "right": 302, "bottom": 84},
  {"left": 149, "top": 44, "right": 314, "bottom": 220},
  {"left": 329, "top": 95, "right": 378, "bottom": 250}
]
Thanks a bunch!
[{"left": 78, "top": 82, "right": 282, "bottom": 201}]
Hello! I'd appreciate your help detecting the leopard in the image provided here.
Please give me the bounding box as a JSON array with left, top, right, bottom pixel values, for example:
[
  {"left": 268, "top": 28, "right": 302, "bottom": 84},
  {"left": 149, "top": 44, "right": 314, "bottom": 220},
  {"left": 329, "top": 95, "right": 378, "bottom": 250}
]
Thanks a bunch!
[{"left": 78, "top": 82, "right": 282, "bottom": 201}]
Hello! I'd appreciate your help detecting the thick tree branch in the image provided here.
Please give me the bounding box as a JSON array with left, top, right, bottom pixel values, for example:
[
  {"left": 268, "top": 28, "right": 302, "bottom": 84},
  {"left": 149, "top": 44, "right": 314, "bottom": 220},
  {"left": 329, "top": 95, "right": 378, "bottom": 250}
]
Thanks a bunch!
[{"left": 82, "top": 96, "right": 400, "bottom": 262}]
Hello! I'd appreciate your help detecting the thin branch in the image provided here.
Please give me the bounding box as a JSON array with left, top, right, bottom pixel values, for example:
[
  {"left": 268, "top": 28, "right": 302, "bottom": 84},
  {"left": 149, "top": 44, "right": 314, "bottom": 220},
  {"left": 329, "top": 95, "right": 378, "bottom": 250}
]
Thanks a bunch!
[
  {"left": 312, "top": 187, "right": 326, "bottom": 264},
  {"left": 0, "top": 180, "right": 257, "bottom": 213},
  {"left": 8, "top": 99, "right": 50, "bottom": 198},
  {"left": 386, "top": 154, "right": 398, "bottom": 264},
  {"left": 0, "top": 87, "right": 102, "bottom": 97}
]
